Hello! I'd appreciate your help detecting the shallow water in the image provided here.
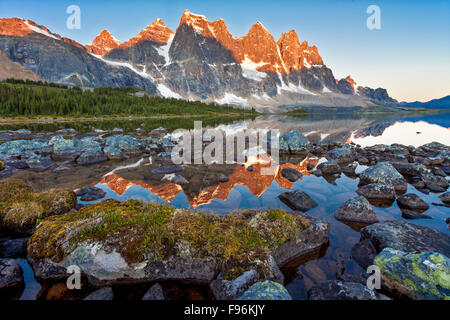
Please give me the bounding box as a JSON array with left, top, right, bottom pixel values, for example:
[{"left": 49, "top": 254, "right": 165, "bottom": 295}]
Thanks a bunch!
[{"left": 4, "top": 111, "right": 450, "bottom": 300}]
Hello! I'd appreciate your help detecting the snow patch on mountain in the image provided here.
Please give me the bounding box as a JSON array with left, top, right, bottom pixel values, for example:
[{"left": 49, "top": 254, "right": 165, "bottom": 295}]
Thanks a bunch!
[
  {"left": 24, "top": 20, "right": 59, "bottom": 40},
  {"left": 216, "top": 93, "right": 250, "bottom": 108},
  {"left": 91, "top": 54, "right": 154, "bottom": 80},
  {"left": 157, "top": 84, "right": 181, "bottom": 99},
  {"left": 155, "top": 34, "right": 174, "bottom": 66}
]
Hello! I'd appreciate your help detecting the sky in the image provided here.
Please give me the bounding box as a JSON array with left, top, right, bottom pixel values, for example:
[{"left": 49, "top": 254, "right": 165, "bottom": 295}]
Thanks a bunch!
[{"left": 1, "top": 0, "right": 449, "bottom": 102}]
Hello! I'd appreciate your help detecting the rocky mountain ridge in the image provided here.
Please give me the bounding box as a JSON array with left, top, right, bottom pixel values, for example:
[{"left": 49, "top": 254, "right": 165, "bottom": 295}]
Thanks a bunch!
[{"left": 0, "top": 11, "right": 398, "bottom": 111}]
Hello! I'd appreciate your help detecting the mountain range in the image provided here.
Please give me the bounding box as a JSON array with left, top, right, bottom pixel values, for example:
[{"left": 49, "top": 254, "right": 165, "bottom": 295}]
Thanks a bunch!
[
  {"left": 0, "top": 10, "right": 399, "bottom": 111},
  {"left": 400, "top": 95, "right": 450, "bottom": 110}
]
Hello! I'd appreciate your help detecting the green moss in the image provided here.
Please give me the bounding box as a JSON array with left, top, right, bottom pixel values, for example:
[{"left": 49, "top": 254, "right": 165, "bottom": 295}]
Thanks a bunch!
[
  {"left": 29, "top": 200, "right": 310, "bottom": 280},
  {"left": 0, "top": 179, "right": 76, "bottom": 234}
]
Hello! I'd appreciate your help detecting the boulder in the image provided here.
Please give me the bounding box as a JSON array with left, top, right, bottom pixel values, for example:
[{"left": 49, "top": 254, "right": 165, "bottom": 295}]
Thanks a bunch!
[
  {"left": 361, "top": 220, "right": 450, "bottom": 256},
  {"left": 83, "top": 287, "right": 114, "bottom": 300},
  {"left": 359, "top": 162, "right": 407, "bottom": 193},
  {"left": 50, "top": 136, "right": 80, "bottom": 161},
  {"left": 281, "top": 168, "right": 303, "bottom": 182},
  {"left": 356, "top": 183, "right": 396, "bottom": 203},
  {"left": 308, "top": 280, "right": 389, "bottom": 300},
  {"left": 161, "top": 174, "right": 189, "bottom": 185},
  {"left": 334, "top": 196, "right": 378, "bottom": 224},
  {"left": 351, "top": 239, "right": 377, "bottom": 270},
  {"left": 0, "top": 180, "right": 77, "bottom": 235},
  {"left": 0, "top": 238, "right": 28, "bottom": 258},
  {"left": 76, "top": 187, "right": 107, "bottom": 202},
  {"left": 103, "top": 146, "right": 126, "bottom": 160},
  {"left": 278, "top": 190, "right": 318, "bottom": 212},
  {"left": 279, "top": 130, "right": 309, "bottom": 153},
  {"left": 236, "top": 280, "right": 292, "bottom": 300},
  {"left": 0, "top": 258, "right": 23, "bottom": 289},
  {"left": 26, "top": 155, "right": 54, "bottom": 171},
  {"left": 77, "top": 148, "right": 107, "bottom": 166},
  {"left": 27, "top": 202, "right": 324, "bottom": 286},
  {"left": 326, "top": 148, "right": 354, "bottom": 164},
  {"left": 401, "top": 209, "right": 431, "bottom": 220},
  {"left": 374, "top": 248, "right": 449, "bottom": 300},
  {"left": 105, "top": 135, "right": 142, "bottom": 156},
  {"left": 142, "top": 283, "right": 165, "bottom": 300},
  {"left": 397, "top": 193, "right": 429, "bottom": 212},
  {"left": 152, "top": 165, "right": 184, "bottom": 175},
  {"left": 317, "top": 160, "right": 341, "bottom": 175},
  {"left": 210, "top": 256, "right": 283, "bottom": 300},
  {"left": 439, "top": 192, "right": 450, "bottom": 205}
]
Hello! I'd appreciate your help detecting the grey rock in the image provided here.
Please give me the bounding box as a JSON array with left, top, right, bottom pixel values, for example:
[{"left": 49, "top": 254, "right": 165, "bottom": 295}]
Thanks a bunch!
[
  {"left": 83, "top": 287, "right": 114, "bottom": 300},
  {"left": 356, "top": 183, "right": 396, "bottom": 202},
  {"left": 397, "top": 193, "right": 429, "bottom": 212},
  {"left": 105, "top": 135, "right": 142, "bottom": 155},
  {"left": 281, "top": 168, "right": 303, "bottom": 182},
  {"left": 76, "top": 187, "right": 107, "bottom": 202},
  {"left": 0, "top": 238, "right": 28, "bottom": 258},
  {"left": 326, "top": 148, "right": 354, "bottom": 164},
  {"left": 142, "top": 283, "right": 166, "bottom": 300},
  {"left": 103, "top": 146, "right": 127, "bottom": 160},
  {"left": 317, "top": 159, "right": 341, "bottom": 175},
  {"left": 0, "top": 258, "right": 23, "bottom": 289},
  {"left": 26, "top": 155, "right": 54, "bottom": 171},
  {"left": 334, "top": 196, "right": 378, "bottom": 224},
  {"left": 162, "top": 174, "right": 189, "bottom": 185},
  {"left": 152, "top": 165, "right": 184, "bottom": 175},
  {"left": 361, "top": 220, "right": 450, "bottom": 256},
  {"left": 351, "top": 239, "right": 377, "bottom": 270},
  {"left": 279, "top": 130, "right": 309, "bottom": 153},
  {"left": 401, "top": 209, "right": 431, "bottom": 220},
  {"left": 308, "top": 280, "right": 390, "bottom": 300},
  {"left": 77, "top": 148, "right": 107, "bottom": 166},
  {"left": 278, "top": 190, "right": 318, "bottom": 212},
  {"left": 359, "top": 162, "right": 407, "bottom": 193},
  {"left": 438, "top": 192, "right": 450, "bottom": 205}
]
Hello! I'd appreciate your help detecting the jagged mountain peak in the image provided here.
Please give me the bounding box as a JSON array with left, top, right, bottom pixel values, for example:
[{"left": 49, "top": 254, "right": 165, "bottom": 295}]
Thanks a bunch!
[{"left": 86, "top": 29, "right": 121, "bottom": 56}]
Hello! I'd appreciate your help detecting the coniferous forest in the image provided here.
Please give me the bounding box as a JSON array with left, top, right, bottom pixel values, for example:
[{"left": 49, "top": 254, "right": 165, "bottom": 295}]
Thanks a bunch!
[{"left": 0, "top": 79, "right": 257, "bottom": 117}]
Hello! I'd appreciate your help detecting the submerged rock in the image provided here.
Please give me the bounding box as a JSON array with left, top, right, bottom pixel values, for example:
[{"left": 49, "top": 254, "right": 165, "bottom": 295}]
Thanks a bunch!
[
  {"left": 0, "top": 258, "right": 23, "bottom": 289},
  {"left": 359, "top": 162, "right": 407, "bottom": 193},
  {"left": 308, "top": 280, "right": 389, "bottom": 300},
  {"left": 316, "top": 159, "right": 341, "bottom": 175},
  {"left": 83, "top": 287, "right": 114, "bottom": 300},
  {"left": 0, "top": 238, "right": 28, "bottom": 258},
  {"left": 236, "top": 280, "right": 292, "bottom": 300},
  {"left": 397, "top": 193, "right": 429, "bottom": 212},
  {"left": 361, "top": 220, "right": 450, "bottom": 257},
  {"left": 281, "top": 168, "right": 303, "bottom": 182},
  {"left": 326, "top": 148, "right": 354, "bottom": 164},
  {"left": 401, "top": 209, "right": 431, "bottom": 220},
  {"left": 351, "top": 239, "right": 377, "bottom": 270},
  {"left": 356, "top": 183, "right": 396, "bottom": 203},
  {"left": 0, "top": 180, "right": 77, "bottom": 235},
  {"left": 278, "top": 190, "right": 318, "bottom": 212},
  {"left": 76, "top": 187, "right": 107, "bottom": 202},
  {"left": 142, "top": 283, "right": 166, "bottom": 300},
  {"left": 334, "top": 196, "right": 378, "bottom": 224},
  {"left": 439, "top": 192, "right": 450, "bottom": 205},
  {"left": 279, "top": 130, "right": 309, "bottom": 153},
  {"left": 374, "top": 248, "right": 449, "bottom": 300},
  {"left": 152, "top": 165, "right": 184, "bottom": 175},
  {"left": 27, "top": 202, "right": 323, "bottom": 286}
]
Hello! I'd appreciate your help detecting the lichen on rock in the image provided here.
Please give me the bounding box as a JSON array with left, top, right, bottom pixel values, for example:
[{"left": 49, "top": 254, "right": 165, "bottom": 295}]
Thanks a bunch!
[{"left": 374, "top": 248, "right": 450, "bottom": 300}]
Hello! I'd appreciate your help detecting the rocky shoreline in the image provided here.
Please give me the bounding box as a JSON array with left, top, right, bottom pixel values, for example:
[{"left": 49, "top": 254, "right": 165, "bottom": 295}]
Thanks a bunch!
[{"left": 0, "top": 127, "right": 449, "bottom": 300}]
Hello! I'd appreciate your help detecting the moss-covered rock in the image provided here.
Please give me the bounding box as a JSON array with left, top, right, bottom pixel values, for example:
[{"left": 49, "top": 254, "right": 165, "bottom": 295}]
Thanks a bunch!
[
  {"left": 374, "top": 248, "right": 450, "bottom": 300},
  {"left": 27, "top": 200, "right": 329, "bottom": 286},
  {"left": 0, "top": 180, "right": 77, "bottom": 235},
  {"left": 0, "top": 161, "right": 4, "bottom": 172}
]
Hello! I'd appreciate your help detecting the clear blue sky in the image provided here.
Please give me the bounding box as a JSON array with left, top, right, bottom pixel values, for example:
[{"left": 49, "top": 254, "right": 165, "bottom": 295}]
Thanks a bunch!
[{"left": 1, "top": 0, "right": 449, "bottom": 102}]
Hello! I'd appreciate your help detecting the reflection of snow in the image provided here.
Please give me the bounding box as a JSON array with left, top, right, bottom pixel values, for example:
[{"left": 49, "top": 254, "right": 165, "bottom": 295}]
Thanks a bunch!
[{"left": 351, "top": 121, "right": 450, "bottom": 147}]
